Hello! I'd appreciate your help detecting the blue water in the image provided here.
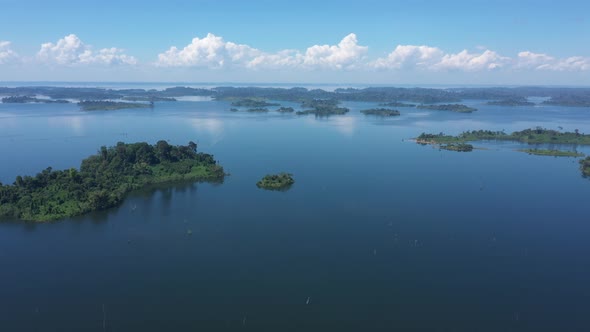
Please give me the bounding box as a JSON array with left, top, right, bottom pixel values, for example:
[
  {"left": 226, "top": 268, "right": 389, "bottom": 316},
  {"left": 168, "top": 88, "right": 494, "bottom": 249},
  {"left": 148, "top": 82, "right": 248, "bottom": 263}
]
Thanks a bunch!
[{"left": 1, "top": 95, "right": 590, "bottom": 331}]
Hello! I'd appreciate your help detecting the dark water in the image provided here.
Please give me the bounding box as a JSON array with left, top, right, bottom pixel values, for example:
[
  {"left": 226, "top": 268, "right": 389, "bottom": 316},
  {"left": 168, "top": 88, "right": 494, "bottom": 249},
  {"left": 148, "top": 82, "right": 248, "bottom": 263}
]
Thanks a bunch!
[{"left": 1, "top": 95, "right": 590, "bottom": 331}]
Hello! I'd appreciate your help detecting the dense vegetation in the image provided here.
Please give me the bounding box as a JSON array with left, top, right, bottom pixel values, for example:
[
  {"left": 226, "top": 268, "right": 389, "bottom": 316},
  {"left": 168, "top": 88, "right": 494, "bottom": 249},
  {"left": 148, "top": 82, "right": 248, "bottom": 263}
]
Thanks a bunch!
[
  {"left": 360, "top": 108, "right": 401, "bottom": 116},
  {"left": 256, "top": 173, "right": 295, "bottom": 191},
  {"left": 439, "top": 143, "right": 474, "bottom": 152},
  {"left": 230, "top": 98, "right": 280, "bottom": 107},
  {"left": 3, "top": 86, "right": 590, "bottom": 107},
  {"left": 416, "top": 104, "right": 477, "bottom": 113},
  {"left": 296, "top": 99, "right": 349, "bottom": 116},
  {"left": 487, "top": 98, "right": 535, "bottom": 106},
  {"left": 276, "top": 107, "right": 295, "bottom": 113},
  {"left": 0, "top": 141, "right": 224, "bottom": 222},
  {"left": 581, "top": 157, "right": 590, "bottom": 176},
  {"left": 518, "top": 149, "right": 584, "bottom": 157},
  {"left": 246, "top": 108, "right": 269, "bottom": 113},
  {"left": 379, "top": 101, "right": 416, "bottom": 107},
  {"left": 78, "top": 101, "right": 152, "bottom": 111},
  {"left": 2, "top": 96, "right": 69, "bottom": 104},
  {"left": 417, "top": 128, "right": 590, "bottom": 145}
]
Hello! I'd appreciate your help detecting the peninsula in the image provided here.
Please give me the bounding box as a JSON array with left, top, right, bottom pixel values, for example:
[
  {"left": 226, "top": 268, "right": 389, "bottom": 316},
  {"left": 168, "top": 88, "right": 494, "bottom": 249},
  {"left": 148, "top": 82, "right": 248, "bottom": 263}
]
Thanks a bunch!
[{"left": 0, "top": 141, "right": 224, "bottom": 222}]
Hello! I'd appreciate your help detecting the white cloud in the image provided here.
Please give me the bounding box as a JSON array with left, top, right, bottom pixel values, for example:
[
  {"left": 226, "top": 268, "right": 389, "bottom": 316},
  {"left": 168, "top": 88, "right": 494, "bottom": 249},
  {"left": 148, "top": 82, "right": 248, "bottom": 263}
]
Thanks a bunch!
[
  {"left": 517, "top": 51, "right": 590, "bottom": 71},
  {"left": 156, "top": 33, "right": 368, "bottom": 70},
  {"left": 300, "top": 33, "right": 368, "bottom": 69},
  {"left": 156, "top": 33, "right": 261, "bottom": 68},
  {"left": 434, "top": 49, "right": 510, "bottom": 71},
  {"left": 372, "top": 45, "right": 444, "bottom": 69},
  {"left": 37, "top": 34, "right": 136, "bottom": 66},
  {"left": 0, "top": 41, "right": 18, "bottom": 64}
]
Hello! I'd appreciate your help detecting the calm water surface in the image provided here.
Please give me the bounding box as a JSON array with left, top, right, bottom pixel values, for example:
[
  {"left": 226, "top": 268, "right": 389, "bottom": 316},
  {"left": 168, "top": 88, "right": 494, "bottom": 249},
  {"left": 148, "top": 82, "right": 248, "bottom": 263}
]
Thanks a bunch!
[{"left": 1, "top": 95, "right": 590, "bottom": 331}]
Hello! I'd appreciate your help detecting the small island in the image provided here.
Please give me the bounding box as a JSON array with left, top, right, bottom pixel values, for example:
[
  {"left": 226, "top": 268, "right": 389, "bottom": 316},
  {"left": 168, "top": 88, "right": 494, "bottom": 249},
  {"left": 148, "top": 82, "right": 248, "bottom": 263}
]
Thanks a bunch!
[
  {"left": 121, "top": 96, "right": 176, "bottom": 102},
  {"left": 439, "top": 143, "right": 474, "bottom": 152},
  {"left": 246, "top": 108, "right": 269, "bottom": 113},
  {"left": 276, "top": 107, "right": 295, "bottom": 113},
  {"left": 379, "top": 101, "right": 416, "bottom": 107},
  {"left": 487, "top": 98, "right": 535, "bottom": 106},
  {"left": 0, "top": 141, "right": 224, "bottom": 222},
  {"left": 231, "top": 98, "right": 280, "bottom": 107},
  {"left": 229, "top": 108, "right": 239, "bottom": 112},
  {"left": 417, "top": 104, "right": 477, "bottom": 113},
  {"left": 296, "top": 99, "right": 349, "bottom": 116},
  {"left": 78, "top": 100, "right": 152, "bottom": 111},
  {"left": 360, "top": 108, "right": 401, "bottom": 117},
  {"left": 581, "top": 157, "right": 590, "bottom": 177},
  {"left": 2, "top": 96, "right": 70, "bottom": 104},
  {"left": 256, "top": 173, "right": 295, "bottom": 191},
  {"left": 518, "top": 149, "right": 584, "bottom": 157}
]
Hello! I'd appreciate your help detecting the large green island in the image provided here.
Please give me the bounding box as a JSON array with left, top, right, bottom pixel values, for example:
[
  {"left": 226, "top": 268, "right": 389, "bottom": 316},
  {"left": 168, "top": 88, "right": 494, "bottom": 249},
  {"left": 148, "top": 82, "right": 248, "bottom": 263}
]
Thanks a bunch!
[
  {"left": 256, "top": 173, "right": 295, "bottom": 191},
  {"left": 416, "top": 128, "right": 590, "bottom": 145},
  {"left": 78, "top": 100, "right": 152, "bottom": 111},
  {"left": 0, "top": 141, "right": 224, "bottom": 222},
  {"left": 416, "top": 104, "right": 477, "bottom": 113}
]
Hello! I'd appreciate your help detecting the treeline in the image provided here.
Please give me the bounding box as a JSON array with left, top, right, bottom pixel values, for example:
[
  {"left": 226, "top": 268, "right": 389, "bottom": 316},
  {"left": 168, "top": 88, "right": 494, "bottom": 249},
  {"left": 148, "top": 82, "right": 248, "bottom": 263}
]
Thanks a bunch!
[{"left": 0, "top": 141, "right": 224, "bottom": 221}]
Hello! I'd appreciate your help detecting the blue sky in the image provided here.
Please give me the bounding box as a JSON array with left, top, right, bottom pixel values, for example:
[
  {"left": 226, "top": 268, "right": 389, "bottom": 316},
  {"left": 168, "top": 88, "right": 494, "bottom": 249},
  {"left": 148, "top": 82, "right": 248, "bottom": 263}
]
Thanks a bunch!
[{"left": 1, "top": 0, "right": 589, "bottom": 84}]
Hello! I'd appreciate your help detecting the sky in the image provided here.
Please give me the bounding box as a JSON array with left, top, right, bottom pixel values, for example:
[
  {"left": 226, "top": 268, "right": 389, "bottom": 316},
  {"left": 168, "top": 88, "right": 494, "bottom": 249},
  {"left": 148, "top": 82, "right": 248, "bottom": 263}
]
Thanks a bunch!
[{"left": 0, "top": 0, "right": 589, "bottom": 85}]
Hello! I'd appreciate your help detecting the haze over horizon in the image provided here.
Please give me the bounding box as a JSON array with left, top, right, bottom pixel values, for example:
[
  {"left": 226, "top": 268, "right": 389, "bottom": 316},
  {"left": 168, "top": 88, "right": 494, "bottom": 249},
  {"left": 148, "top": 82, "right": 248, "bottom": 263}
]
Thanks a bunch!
[{"left": 1, "top": 0, "right": 589, "bottom": 84}]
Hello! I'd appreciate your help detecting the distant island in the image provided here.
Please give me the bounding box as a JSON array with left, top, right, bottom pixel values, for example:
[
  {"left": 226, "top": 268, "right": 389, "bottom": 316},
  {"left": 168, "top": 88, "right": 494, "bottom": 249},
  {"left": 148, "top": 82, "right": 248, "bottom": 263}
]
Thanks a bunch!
[
  {"left": 379, "top": 101, "right": 416, "bottom": 107},
  {"left": 276, "top": 107, "right": 295, "bottom": 113},
  {"left": 2, "top": 96, "right": 70, "bottom": 104},
  {"left": 256, "top": 173, "right": 295, "bottom": 191},
  {"left": 439, "top": 143, "right": 474, "bottom": 152},
  {"left": 2, "top": 86, "right": 590, "bottom": 108},
  {"left": 416, "top": 128, "right": 590, "bottom": 145},
  {"left": 518, "top": 149, "right": 584, "bottom": 157},
  {"left": 246, "top": 108, "right": 269, "bottom": 113},
  {"left": 581, "top": 157, "right": 590, "bottom": 176},
  {"left": 360, "top": 108, "right": 401, "bottom": 116},
  {"left": 487, "top": 98, "right": 535, "bottom": 106},
  {"left": 78, "top": 100, "right": 152, "bottom": 111},
  {"left": 296, "top": 99, "right": 349, "bottom": 116},
  {"left": 0, "top": 141, "right": 224, "bottom": 222},
  {"left": 230, "top": 98, "right": 280, "bottom": 107},
  {"left": 417, "top": 104, "right": 477, "bottom": 113}
]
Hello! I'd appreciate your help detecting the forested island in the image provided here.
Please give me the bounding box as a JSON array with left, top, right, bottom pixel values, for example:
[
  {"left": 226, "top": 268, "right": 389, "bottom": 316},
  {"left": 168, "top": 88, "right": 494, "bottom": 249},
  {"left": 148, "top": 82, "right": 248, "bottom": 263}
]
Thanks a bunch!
[
  {"left": 379, "top": 101, "right": 416, "bottom": 107},
  {"left": 439, "top": 143, "right": 474, "bottom": 152},
  {"left": 276, "top": 107, "right": 295, "bottom": 113},
  {"left": 256, "top": 173, "right": 295, "bottom": 191},
  {"left": 518, "top": 149, "right": 584, "bottom": 157},
  {"left": 360, "top": 108, "right": 401, "bottom": 116},
  {"left": 78, "top": 101, "right": 152, "bottom": 111},
  {"left": 296, "top": 99, "right": 349, "bottom": 116},
  {"left": 416, "top": 128, "right": 590, "bottom": 145},
  {"left": 230, "top": 98, "right": 280, "bottom": 107},
  {"left": 581, "top": 157, "right": 590, "bottom": 176},
  {"left": 2, "top": 96, "right": 70, "bottom": 104},
  {"left": 487, "top": 98, "right": 535, "bottom": 106},
  {"left": 416, "top": 104, "right": 477, "bottom": 113},
  {"left": 0, "top": 141, "right": 224, "bottom": 222},
  {"left": 246, "top": 108, "right": 269, "bottom": 113}
]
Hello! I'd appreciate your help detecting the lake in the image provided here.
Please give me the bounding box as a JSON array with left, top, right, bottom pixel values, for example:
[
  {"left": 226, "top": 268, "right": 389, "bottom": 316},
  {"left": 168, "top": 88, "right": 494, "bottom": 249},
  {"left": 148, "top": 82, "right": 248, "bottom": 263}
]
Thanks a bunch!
[{"left": 1, "top": 88, "right": 590, "bottom": 331}]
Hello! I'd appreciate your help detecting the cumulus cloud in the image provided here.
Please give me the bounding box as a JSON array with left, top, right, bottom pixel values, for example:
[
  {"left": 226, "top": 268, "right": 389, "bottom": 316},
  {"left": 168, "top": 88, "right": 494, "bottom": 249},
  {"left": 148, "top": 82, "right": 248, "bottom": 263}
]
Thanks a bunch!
[
  {"left": 517, "top": 51, "right": 590, "bottom": 71},
  {"left": 37, "top": 34, "right": 136, "bottom": 66},
  {"left": 156, "top": 33, "right": 261, "bottom": 68},
  {"left": 0, "top": 41, "right": 18, "bottom": 64},
  {"left": 156, "top": 33, "right": 367, "bottom": 70},
  {"left": 434, "top": 49, "right": 510, "bottom": 71},
  {"left": 372, "top": 45, "right": 444, "bottom": 69}
]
